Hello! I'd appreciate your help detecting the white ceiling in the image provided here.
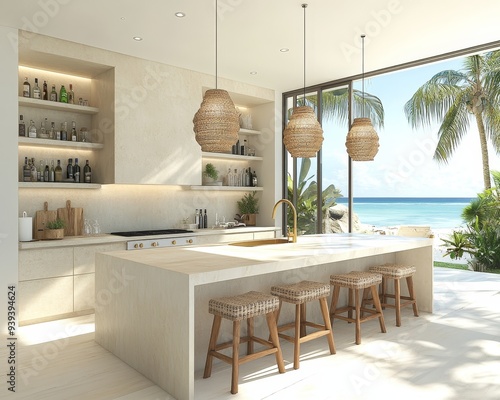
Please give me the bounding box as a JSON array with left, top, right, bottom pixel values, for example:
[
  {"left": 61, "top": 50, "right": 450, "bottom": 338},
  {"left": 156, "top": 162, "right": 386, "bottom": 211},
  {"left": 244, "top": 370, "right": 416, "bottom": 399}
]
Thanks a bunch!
[{"left": 2, "top": 0, "right": 500, "bottom": 92}]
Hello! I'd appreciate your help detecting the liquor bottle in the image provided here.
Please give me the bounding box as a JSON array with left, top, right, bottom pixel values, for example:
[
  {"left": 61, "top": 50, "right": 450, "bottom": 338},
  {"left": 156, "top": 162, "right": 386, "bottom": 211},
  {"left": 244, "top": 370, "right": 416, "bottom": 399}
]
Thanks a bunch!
[
  {"left": 245, "top": 168, "right": 251, "bottom": 187},
  {"left": 42, "top": 80, "right": 48, "bottom": 100},
  {"left": 49, "top": 122, "right": 55, "bottom": 140},
  {"left": 50, "top": 84, "right": 57, "bottom": 101},
  {"left": 195, "top": 209, "right": 199, "bottom": 228},
  {"left": 54, "top": 160, "right": 63, "bottom": 182},
  {"left": 68, "top": 84, "right": 74, "bottom": 104},
  {"left": 38, "top": 160, "right": 44, "bottom": 182},
  {"left": 83, "top": 160, "right": 92, "bottom": 183},
  {"left": 203, "top": 209, "right": 208, "bottom": 229},
  {"left": 74, "top": 158, "right": 80, "bottom": 183},
  {"left": 23, "top": 77, "right": 31, "bottom": 98},
  {"left": 60, "top": 122, "right": 67, "bottom": 141},
  {"left": 23, "top": 157, "right": 31, "bottom": 182},
  {"left": 59, "top": 85, "right": 68, "bottom": 103},
  {"left": 44, "top": 163, "right": 49, "bottom": 182},
  {"left": 67, "top": 158, "right": 74, "bottom": 180},
  {"left": 49, "top": 160, "right": 55, "bottom": 182},
  {"left": 71, "top": 121, "right": 77, "bottom": 141},
  {"left": 32, "top": 78, "right": 41, "bottom": 99},
  {"left": 198, "top": 208, "right": 204, "bottom": 229},
  {"left": 252, "top": 170, "right": 258, "bottom": 187},
  {"left": 30, "top": 158, "right": 37, "bottom": 182},
  {"left": 39, "top": 118, "right": 48, "bottom": 139},
  {"left": 19, "top": 115, "right": 26, "bottom": 137},
  {"left": 28, "top": 120, "right": 37, "bottom": 138}
]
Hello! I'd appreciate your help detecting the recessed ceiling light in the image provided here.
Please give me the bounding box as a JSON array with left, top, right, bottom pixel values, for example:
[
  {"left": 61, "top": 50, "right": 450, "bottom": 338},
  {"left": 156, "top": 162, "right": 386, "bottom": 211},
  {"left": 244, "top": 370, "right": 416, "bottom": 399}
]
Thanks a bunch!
[
  {"left": 120, "top": 16, "right": 126, "bottom": 21},
  {"left": 133, "top": 36, "right": 143, "bottom": 41},
  {"left": 175, "top": 12, "right": 186, "bottom": 18},
  {"left": 250, "top": 71, "right": 257, "bottom": 75},
  {"left": 280, "top": 48, "right": 289, "bottom": 52}
]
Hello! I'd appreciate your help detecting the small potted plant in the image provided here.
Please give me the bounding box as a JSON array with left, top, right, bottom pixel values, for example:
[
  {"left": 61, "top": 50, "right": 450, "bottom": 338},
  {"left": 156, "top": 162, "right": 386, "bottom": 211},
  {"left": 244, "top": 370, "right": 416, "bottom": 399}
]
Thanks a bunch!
[
  {"left": 202, "top": 163, "right": 221, "bottom": 186},
  {"left": 237, "top": 191, "right": 259, "bottom": 226},
  {"left": 44, "top": 218, "right": 65, "bottom": 240}
]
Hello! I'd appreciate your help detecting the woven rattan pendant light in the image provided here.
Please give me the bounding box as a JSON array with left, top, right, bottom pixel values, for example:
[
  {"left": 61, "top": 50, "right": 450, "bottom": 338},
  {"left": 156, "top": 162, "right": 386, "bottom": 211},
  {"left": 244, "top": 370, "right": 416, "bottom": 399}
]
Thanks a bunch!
[
  {"left": 193, "top": 0, "right": 239, "bottom": 153},
  {"left": 283, "top": 4, "right": 324, "bottom": 158},
  {"left": 345, "top": 35, "right": 379, "bottom": 161}
]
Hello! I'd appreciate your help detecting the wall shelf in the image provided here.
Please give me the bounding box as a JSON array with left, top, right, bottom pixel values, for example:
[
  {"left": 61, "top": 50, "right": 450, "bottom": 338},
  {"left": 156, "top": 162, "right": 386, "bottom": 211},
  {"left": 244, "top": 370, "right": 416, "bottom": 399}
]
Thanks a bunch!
[
  {"left": 238, "top": 128, "right": 261, "bottom": 136},
  {"left": 18, "top": 137, "right": 103, "bottom": 150},
  {"left": 201, "top": 152, "right": 263, "bottom": 161},
  {"left": 19, "top": 182, "right": 101, "bottom": 189},
  {"left": 188, "top": 186, "right": 263, "bottom": 191},
  {"left": 19, "top": 96, "right": 99, "bottom": 114}
]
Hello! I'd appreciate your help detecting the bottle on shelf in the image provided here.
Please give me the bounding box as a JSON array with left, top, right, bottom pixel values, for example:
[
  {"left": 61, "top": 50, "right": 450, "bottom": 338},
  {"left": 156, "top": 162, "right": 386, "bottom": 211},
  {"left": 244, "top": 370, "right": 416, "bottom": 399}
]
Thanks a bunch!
[
  {"left": 244, "top": 167, "right": 251, "bottom": 186},
  {"left": 23, "top": 157, "right": 31, "bottom": 182},
  {"left": 60, "top": 122, "right": 67, "bottom": 141},
  {"left": 32, "top": 78, "right": 41, "bottom": 99},
  {"left": 30, "top": 158, "right": 37, "bottom": 182},
  {"left": 83, "top": 160, "right": 92, "bottom": 183},
  {"left": 49, "top": 160, "right": 55, "bottom": 182},
  {"left": 42, "top": 80, "right": 48, "bottom": 100},
  {"left": 198, "top": 208, "right": 204, "bottom": 229},
  {"left": 252, "top": 170, "right": 258, "bottom": 187},
  {"left": 68, "top": 84, "right": 74, "bottom": 104},
  {"left": 203, "top": 209, "right": 208, "bottom": 229},
  {"left": 74, "top": 158, "right": 80, "bottom": 183},
  {"left": 50, "top": 84, "right": 58, "bottom": 102},
  {"left": 22, "top": 77, "right": 30, "bottom": 98},
  {"left": 49, "top": 121, "right": 56, "bottom": 140},
  {"left": 71, "top": 121, "right": 77, "bottom": 141},
  {"left": 195, "top": 209, "right": 199, "bottom": 228},
  {"left": 39, "top": 118, "right": 48, "bottom": 139},
  {"left": 67, "top": 158, "right": 74, "bottom": 180},
  {"left": 38, "top": 160, "right": 44, "bottom": 182},
  {"left": 19, "top": 115, "right": 26, "bottom": 137},
  {"left": 44, "top": 163, "right": 49, "bottom": 182},
  {"left": 59, "top": 85, "right": 68, "bottom": 103},
  {"left": 54, "top": 160, "right": 63, "bottom": 182},
  {"left": 28, "top": 120, "right": 37, "bottom": 138}
]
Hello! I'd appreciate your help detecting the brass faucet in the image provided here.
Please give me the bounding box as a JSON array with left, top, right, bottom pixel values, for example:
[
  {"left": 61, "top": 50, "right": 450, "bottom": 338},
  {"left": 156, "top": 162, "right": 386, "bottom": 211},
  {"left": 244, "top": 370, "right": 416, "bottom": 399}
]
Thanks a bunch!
[{"left": 272, "top": 199, "right": 297, "bottom": 243}]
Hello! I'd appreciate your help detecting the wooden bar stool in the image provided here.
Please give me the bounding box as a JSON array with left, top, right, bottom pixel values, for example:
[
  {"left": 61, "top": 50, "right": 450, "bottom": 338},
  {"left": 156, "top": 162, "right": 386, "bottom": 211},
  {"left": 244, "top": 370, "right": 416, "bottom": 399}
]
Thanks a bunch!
[
  {"left": 270, "top": 280, "right": 336, "bottom": 370},
  {"left": 203, "top": 291, "right": 285, "bottom": 394},
  {"left": 329, "top": 271, "right": 386, "bottom": 345},
  {"left": 368, "top": 263, "right": 419, "bottom": 327}
]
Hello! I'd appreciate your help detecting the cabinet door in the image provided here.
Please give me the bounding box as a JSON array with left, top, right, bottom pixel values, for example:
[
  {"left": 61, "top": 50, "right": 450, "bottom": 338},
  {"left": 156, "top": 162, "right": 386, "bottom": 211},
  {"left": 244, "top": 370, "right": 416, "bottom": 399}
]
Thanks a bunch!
[
  {"left": 19, "top": 247, "right": 73, "bottom": 281},
  {"left": 74, "top": 243, "right": 125, "bottom": 274},
  {"left": 74, "top": 273, "right": 95, "bottom": 312}
]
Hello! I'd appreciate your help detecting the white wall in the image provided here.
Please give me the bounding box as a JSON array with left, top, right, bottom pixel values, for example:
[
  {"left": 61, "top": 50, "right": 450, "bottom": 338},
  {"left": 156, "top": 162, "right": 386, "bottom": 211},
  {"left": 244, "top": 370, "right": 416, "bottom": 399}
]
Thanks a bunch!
[{"left": 0, "top": 25, "right": 19, "bottom": 359}]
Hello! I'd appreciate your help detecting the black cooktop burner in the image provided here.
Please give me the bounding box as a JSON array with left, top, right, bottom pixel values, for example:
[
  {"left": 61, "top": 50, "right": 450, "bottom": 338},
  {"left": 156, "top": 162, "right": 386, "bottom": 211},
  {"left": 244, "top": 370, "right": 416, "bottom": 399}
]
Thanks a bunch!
[{"left": 110, "top": 229, "right": 193, "bottom": 237}]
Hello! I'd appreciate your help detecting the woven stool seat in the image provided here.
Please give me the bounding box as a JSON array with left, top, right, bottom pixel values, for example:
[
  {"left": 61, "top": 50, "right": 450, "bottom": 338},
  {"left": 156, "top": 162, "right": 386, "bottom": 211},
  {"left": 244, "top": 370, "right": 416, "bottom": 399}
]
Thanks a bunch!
[
  {"left": 271, "top": 280, "right": 335, "bottom": 369},
  {"left": 271, "top": 281, "right": 330, "bottom": 304},
  {"left": 209, "top": 291, "right": 279, "bottom": 321},
  {"left": 330, "top": 271, "right": 382, "bottom": 290},
  {"left": 369, "top": 264, "right": 416, "bottom": 278}
]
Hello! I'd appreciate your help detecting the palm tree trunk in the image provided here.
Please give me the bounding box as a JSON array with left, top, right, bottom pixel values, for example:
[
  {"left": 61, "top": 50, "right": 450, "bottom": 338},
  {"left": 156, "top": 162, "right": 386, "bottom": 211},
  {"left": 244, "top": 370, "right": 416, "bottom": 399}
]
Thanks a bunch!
[{"left": 475, "top": 114, "right": 491, "bottom": 189}]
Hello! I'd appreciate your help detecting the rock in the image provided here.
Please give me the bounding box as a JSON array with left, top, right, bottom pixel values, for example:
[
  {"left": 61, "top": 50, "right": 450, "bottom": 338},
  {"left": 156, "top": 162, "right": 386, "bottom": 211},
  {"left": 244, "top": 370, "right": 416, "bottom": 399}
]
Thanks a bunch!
[{"left": 324, "top": 204, "right": 363, "bottom": 233}]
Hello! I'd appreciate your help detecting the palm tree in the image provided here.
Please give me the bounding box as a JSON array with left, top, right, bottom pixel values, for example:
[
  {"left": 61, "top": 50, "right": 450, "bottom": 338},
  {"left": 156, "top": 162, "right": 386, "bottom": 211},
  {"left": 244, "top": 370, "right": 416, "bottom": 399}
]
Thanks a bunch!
[{"left": 404, "top": 51, "right": 500, "bottom": 189}]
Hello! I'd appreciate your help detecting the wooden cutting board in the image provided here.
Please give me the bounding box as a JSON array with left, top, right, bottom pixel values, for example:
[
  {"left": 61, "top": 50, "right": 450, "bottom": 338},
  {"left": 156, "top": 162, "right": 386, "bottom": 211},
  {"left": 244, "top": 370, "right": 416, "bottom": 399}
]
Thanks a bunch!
[
  {"left": 57, "top": 200, "right": 84, "bottom": 236},
  {"left": 34, "top": 202, "right": 57, "bottom": 240}
]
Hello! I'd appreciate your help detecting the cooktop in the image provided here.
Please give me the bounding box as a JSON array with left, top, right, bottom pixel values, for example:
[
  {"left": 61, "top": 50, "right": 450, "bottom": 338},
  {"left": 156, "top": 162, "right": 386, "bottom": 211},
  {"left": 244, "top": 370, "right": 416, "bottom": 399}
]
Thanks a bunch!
[{"left": 110, "top": 229, "right": 193, "bottom": 237}]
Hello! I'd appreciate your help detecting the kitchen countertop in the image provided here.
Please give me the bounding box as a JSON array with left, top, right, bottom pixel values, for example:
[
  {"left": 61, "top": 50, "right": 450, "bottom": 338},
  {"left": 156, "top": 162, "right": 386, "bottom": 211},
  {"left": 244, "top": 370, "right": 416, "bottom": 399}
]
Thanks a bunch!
[{"left": 18, "top": 226, "right": 280, "bottom": 250}]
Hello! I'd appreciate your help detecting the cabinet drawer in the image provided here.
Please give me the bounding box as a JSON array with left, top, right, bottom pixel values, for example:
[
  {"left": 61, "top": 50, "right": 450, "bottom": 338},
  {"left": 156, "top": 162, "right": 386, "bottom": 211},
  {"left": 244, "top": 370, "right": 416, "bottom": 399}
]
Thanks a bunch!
[
  {"left": 74, "top": 243, "right": 125, "bottom": 275},
  {"left": 19, "top": 247, "right": 74, "bottom": 281}
]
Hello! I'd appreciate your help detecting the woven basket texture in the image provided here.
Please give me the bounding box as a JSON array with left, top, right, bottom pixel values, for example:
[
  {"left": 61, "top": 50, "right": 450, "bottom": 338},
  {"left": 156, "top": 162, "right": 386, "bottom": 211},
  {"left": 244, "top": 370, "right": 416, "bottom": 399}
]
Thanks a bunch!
[
  {"left": 345, "top": 117, "right": 379, "bottom": 161},
  {"left": 193, "top": 89, "right": 240, "bottom": 153},
  {"left": 283, "top": 106, "right": 324, "bottom": 158},
  {"left": 208, "top": 291, "right": 279, "bottom": 321},
  {"left": 271, "top": 280, "right": 330, "bottom": 304},
  {"left": 330, "top": 271, "right": 382, "bottom": 289},
  {"left": 369, "top": 263, "right": 416, "bottom": 278}
]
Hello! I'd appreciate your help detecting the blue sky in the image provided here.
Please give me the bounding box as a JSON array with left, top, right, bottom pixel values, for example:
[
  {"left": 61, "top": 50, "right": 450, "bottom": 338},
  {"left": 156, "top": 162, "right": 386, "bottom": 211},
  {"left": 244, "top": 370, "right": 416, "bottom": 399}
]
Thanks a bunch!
[{"left": 320, "top": 57, "right": 500, "bottom": 197}]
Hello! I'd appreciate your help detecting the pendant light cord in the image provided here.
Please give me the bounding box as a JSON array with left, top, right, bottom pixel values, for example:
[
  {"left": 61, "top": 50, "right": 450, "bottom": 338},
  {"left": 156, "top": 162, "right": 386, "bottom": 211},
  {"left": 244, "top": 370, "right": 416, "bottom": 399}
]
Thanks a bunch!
[
  {"left": 361, "top": 34, "right": 365, "bottom": 117},
  {"left": 302, "top": 4, "right": 307, "bottom": 101},
  {"left": 215, "top": 0, "right": 218, "bottom": 89}
]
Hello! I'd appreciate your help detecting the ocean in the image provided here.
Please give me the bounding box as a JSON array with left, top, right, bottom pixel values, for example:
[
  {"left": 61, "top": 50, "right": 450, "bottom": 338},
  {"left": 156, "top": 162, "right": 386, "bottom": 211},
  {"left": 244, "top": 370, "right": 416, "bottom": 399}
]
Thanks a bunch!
[{"left": 335, "top": 197, "right": 473, "bottom": 230}]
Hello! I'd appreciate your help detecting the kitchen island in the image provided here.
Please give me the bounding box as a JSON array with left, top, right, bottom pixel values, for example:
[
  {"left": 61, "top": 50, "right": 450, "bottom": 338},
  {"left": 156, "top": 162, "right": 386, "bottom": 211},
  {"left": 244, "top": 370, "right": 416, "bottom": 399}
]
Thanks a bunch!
[{"left": 95, "top": 233, "right": 433, "bottom": 400}]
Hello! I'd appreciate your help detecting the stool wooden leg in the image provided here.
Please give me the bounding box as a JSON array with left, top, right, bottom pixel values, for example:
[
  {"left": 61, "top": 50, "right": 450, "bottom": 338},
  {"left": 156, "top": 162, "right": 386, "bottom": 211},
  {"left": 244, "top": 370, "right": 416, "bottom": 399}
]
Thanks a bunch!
[
  {"left": 330, "top": 285, "right": 340, "bottom": 322},
  {"left": 380, "top": 277, "right": 387, "bottom": 309},
  {"left": 294, "top": 303, "right": 301, "bottom": 369},
  {"left": 348, "top": 288, "right": 354, "bottom": 322},
  {"left": 231, "top": 320, "right": 241, "bottom": 394},
  {"left": 319, "top": 297, "right": 336, "bottom": 354},
  {"left": 247, "top": 317, "right": 254, "bottom": 354},
  {"left": 394, "top": 278, "right": 401, "bottom": 327},
  {"left": 204, "top": 315, "right": 222, "bottom": 379},
  {"left": 265, "top": 312, "right": 286, "bottom": 374},
  {"left": 300, "top": 303, "right": 306, "bottom": 337},
  {"left": 370, "top": 285, "right": 386, "bottom": 334},
  {"left": 406, "top": 276, "right": 419, "bottom": 317},
  {"left": 354, "top": 289, "right": 361, "bottom": 345}
]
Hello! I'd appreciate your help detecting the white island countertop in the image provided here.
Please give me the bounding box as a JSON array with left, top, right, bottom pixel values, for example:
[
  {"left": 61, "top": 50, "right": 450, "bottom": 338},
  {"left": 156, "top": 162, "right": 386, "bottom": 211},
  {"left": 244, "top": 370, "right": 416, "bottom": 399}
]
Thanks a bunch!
[{"left": 95, "top": 233, "right": 434, "bottom": 400}]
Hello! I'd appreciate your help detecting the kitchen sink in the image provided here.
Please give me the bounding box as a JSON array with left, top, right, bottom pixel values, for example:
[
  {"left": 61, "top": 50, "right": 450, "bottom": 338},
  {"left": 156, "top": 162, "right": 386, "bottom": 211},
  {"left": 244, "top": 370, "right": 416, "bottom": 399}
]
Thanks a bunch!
[{"left": 228, "top": 238, "right": 290, "bottom": 247}]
